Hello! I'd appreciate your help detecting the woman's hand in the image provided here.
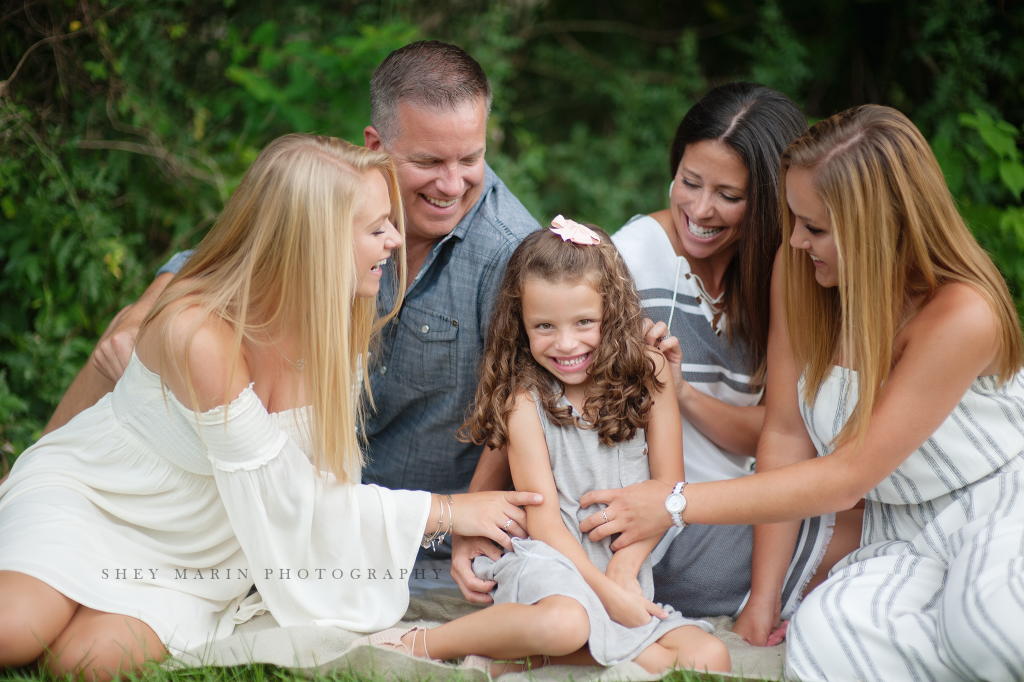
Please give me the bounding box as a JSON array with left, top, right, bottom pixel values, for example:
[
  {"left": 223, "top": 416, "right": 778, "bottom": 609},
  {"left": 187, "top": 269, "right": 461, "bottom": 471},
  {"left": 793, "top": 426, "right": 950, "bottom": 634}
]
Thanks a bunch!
[
  {"left": 449, "top": 490, "right": 541, "bottom": 551},
  {"left": 597, "top": 580, "right": 668, "bottom": 628},
  {"left": 731, "top": 592, "right": 785, "bottom": 647},
  {"left": 579, "top": 480, "right": 673, "bottom": 551}
]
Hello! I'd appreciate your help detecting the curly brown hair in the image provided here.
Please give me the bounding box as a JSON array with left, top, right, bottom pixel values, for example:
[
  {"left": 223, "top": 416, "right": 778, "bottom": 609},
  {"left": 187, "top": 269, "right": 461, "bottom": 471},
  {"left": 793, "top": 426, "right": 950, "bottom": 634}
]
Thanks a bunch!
[{"left": 460, "top": 226, "right": 663, "bottom": 448}]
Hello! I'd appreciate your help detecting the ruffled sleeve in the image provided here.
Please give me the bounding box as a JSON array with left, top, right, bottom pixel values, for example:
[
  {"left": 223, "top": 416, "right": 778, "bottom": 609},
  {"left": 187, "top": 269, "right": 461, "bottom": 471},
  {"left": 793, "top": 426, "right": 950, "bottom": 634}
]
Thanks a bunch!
[{"left": 173, "top": 386, "right": 431, "bottom": 631}]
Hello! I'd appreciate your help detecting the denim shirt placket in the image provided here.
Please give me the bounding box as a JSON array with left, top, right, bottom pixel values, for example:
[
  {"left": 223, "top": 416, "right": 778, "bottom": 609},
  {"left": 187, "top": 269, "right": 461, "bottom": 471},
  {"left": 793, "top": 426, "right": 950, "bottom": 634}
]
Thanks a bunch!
[{"left": 407, "top": 231, "right": 457, "bottom": 296}]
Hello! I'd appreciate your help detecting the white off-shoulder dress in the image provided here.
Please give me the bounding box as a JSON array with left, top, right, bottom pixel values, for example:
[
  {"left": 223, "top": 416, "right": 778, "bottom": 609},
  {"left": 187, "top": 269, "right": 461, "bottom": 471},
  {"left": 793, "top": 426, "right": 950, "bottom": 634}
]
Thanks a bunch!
[{"left": 0, "top": 352, "right": 431, "bottom": 655}]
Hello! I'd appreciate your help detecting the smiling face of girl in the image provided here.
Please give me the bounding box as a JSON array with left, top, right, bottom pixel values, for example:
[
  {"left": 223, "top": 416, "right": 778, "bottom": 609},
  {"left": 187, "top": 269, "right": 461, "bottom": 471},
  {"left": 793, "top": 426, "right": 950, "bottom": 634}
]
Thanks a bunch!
[
  {"left": 669, "top": 139, "right": 749, "bottom": 266},
  {"left": 786, "top": 165, "right": 840, "bottom": 288},
  {"left": 521, "top": 277, "right": 604, "bottom": 395},
  {"left": 352, "top": 170, "right": 404, "bottom": 299}
]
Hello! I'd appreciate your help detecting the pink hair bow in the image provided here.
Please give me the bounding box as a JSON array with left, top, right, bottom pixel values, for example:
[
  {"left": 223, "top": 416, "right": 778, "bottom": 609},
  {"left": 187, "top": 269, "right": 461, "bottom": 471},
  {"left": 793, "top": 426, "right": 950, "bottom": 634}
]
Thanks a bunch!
[{"left": 550, "top": 215, "right": 601, "bottom": 245}]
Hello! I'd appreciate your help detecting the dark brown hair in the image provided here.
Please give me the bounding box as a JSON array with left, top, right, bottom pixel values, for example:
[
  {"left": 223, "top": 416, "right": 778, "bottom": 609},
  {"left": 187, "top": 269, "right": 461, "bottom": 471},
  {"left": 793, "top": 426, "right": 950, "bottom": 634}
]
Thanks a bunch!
[
  {"left": 460, "top": 227, "right": 662, "bottom": 448},
  {"left": 669, "top": 82, "right": 807, "bottom": 385},
  {"left": 370, "top": 40, "right": 492, "bottom": 143}
]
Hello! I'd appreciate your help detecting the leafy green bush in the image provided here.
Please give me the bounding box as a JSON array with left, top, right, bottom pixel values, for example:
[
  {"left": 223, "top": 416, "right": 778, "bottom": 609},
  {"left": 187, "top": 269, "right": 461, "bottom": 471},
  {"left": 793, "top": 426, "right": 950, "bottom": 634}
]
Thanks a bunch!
[
  {"left": 939, "top": 110, "right": 1024, "bottom": 313},
  {"left": 0, "top": 2, "right": 416, "bottom": 461},
  {"left": 1, "top": 0, "right": 1022, "bottom": 465}
]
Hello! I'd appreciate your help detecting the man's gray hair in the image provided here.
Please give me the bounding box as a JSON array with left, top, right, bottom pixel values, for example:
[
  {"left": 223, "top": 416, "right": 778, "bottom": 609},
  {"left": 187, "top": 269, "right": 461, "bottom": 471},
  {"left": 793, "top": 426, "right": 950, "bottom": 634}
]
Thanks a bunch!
[{"left": 370, "top": 41, "right": 492, "bottom": 144}]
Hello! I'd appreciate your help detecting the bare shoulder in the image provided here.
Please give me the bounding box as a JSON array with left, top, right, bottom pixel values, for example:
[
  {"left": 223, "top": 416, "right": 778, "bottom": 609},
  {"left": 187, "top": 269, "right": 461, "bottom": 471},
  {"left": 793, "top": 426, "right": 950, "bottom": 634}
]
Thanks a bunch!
[
  {"left": 506, "top": 388, "right": 548, "bottom": 461},
  {"left": 147, "top": 301, "right": 251, "bottom": 411},
  {"left": 911, "top": 282, "right": 998, "bottom": 338},
  {"left": 509, "top": 387, "right": 541, "bottom": 416},
  {"left": 170, "top": 306, "right": 236, "bottom": 364},
  {"left": 507, "top": 387, "right": 552, "bottom": 436},
  {"left": 901, "top": 282, "right": 1000, "bottom": 373}
]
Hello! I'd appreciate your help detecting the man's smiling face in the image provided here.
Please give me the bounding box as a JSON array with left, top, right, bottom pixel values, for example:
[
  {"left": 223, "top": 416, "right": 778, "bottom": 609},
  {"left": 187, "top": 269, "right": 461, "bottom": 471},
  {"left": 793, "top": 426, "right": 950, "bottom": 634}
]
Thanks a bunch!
[{"left": 372, "top": 98, "right": 487, "bottom": 245}]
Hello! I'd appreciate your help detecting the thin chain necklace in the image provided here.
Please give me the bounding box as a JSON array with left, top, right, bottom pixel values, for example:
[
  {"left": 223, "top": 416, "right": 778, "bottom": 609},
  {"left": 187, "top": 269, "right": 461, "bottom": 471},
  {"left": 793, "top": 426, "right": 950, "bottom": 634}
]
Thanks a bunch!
[{"left": 258, "top": 317, "right": 305, "bottom": 371}]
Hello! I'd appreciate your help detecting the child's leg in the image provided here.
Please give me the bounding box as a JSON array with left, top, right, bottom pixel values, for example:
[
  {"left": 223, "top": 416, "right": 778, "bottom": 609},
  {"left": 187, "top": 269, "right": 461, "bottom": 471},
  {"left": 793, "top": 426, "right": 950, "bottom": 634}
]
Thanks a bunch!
[
  {"left": 400, "top": 595, "right": 590, "bottom": 661},
  {"left": 0, "top": 571, "right": 78, "bottom": 666},
  {"left": 633, "top": 625, "right": 730, "bottom": 675}
]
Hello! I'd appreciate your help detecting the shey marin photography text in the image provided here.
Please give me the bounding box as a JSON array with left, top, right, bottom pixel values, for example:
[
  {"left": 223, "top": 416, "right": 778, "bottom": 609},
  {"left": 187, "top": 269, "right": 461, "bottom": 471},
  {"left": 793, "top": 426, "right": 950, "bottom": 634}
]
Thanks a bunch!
[{"left": 100, "top": 566, "right": 447, "bottom": 581}]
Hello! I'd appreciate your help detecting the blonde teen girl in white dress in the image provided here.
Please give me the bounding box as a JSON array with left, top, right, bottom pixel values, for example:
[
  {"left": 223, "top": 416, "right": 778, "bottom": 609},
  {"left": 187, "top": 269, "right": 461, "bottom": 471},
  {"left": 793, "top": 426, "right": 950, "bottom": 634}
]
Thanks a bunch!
[{"left": 0, "top": 135, "right": 539, "bottom": 681}]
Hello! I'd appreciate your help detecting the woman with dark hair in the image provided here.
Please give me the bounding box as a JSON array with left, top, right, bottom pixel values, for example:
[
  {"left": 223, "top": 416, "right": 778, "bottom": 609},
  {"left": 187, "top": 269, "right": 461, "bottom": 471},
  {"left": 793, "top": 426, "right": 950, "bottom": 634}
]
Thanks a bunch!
[
  {"left": 587, "top": 105, "right": 1024, "bottom": 680},
  {"left": 613, "top": 83, "right": 859, "bottom": 634}
]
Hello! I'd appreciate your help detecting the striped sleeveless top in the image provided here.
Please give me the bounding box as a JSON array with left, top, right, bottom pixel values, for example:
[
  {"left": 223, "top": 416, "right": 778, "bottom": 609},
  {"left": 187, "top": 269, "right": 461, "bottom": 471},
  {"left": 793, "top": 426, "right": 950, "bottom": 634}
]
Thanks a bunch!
[
  {"left": 613, "top": 215, "right": 762, "bottom": 483},
  {"left": 800, "top": 366, "right": 1024, "bottom": 504}
]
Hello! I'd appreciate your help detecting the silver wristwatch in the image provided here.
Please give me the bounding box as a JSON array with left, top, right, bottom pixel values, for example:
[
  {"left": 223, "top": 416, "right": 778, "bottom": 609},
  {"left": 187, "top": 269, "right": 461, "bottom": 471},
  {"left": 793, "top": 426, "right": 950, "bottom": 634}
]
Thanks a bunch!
[{"left": 665, "top": 481, "right": 688, "bottom": 529}]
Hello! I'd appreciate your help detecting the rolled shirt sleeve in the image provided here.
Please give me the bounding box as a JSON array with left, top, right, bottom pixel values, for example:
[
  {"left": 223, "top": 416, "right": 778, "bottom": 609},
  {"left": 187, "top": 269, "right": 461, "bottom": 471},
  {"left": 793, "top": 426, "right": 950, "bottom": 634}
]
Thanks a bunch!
[{"left": 156, "top": 250, "right": 194, "bottom": 277}]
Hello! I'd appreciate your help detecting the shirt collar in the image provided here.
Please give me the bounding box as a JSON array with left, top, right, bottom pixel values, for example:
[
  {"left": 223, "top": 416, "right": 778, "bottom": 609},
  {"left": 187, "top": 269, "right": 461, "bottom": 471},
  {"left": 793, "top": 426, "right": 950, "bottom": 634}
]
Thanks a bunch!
[{"left": 447, "top": 163, "right": 498, "bottom": 242}]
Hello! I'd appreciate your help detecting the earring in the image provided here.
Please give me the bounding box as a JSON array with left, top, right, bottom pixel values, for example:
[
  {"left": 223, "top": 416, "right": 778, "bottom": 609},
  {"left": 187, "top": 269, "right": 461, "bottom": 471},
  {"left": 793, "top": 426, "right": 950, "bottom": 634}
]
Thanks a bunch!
[{"left": 668, "top": 180, "right": 675, "bottom": 207}]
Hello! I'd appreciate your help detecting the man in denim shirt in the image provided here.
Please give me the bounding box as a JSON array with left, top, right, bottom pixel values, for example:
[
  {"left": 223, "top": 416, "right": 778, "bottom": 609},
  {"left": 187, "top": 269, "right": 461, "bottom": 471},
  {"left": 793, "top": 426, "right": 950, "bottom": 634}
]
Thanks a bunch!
[
  {"left": 43, "top": 41, "right": 538, "bottom": 593},
  {"left": 359, "top": 43, "right": 538, "bottom": 548}
]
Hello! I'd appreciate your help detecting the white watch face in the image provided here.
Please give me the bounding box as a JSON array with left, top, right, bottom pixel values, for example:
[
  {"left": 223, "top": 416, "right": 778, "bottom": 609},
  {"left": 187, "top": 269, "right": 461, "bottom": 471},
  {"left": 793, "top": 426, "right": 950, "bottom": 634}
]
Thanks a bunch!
[{"left": 666, "top": 494, "right": 685, "bottom": 514}]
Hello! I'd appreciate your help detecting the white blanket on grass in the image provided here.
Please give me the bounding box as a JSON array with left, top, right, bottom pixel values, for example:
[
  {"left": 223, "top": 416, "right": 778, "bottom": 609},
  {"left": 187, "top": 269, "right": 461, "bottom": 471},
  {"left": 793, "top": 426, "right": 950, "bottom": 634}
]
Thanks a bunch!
[{"left": 173, "top": 589, "right": 785, "bottom": 681}]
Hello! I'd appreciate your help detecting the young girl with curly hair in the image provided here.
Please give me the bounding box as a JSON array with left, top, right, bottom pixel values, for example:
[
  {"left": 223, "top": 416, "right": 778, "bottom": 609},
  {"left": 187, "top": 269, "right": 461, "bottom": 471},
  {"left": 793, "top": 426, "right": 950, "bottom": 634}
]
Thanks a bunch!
[{"left": 361, "top": 220, "right": 729, "bottom": 675}]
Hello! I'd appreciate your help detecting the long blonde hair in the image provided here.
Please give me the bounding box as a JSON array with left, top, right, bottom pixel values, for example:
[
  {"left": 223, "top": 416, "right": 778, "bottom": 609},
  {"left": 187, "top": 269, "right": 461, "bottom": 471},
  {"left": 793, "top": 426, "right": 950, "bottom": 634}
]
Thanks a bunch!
[
  {"left": 143, "top": 134, "right": 406, "bottom": 482},
  {"left": 781, "top": 105, "right": 1023, "bottom": 449}
]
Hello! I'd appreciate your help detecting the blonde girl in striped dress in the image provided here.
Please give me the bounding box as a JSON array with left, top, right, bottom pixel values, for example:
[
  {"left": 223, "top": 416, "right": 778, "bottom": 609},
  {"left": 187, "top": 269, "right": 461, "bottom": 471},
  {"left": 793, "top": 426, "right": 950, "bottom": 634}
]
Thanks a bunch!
[{"left": 580, "top": 104, "right": 1024, "bottom": 681}]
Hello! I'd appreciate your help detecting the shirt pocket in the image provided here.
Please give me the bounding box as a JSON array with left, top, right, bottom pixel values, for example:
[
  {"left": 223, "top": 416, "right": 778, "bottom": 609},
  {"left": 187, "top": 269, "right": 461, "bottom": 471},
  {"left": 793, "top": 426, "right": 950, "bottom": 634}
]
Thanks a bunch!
[
  {"left": 617, "top": 438, "right": 651, "bottom": 487},
  {"left": 390, "top": 303, "right": 460, "bottom": 393}
]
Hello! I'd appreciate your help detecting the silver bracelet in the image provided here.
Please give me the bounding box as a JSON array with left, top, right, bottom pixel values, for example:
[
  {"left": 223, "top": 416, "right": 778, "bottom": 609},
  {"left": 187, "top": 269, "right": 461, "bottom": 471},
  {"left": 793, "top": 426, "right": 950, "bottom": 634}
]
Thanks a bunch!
[
  {"left": 421, "top": 494, "right": 445, "bottom": 549},
  {"left": 435, "top": 494, "right": 454, "bottom": 547}
]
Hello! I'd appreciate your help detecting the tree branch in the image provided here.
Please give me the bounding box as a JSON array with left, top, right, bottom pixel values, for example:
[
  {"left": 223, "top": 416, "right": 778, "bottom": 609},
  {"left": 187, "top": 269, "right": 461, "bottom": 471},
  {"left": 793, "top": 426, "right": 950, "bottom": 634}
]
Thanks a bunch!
[
  {"left": 76, "top": 139, "right": 218, "bottom": 186},
  {"left": 0, "top": 28, "right": 85, "bottom": 98}
]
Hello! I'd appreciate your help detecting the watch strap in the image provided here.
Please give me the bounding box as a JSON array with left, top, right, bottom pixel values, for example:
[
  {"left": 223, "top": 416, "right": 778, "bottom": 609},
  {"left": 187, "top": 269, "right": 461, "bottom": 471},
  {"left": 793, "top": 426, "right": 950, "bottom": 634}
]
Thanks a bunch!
[{"left": 669, "top": 481, "right": 687, "bottom": 529}]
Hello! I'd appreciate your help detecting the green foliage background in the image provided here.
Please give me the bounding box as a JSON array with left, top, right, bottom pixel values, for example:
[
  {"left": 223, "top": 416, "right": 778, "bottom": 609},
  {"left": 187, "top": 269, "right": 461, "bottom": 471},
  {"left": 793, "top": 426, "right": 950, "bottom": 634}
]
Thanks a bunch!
[{"left": 1, "top": 0, "right": 1023, "bottom": 463}]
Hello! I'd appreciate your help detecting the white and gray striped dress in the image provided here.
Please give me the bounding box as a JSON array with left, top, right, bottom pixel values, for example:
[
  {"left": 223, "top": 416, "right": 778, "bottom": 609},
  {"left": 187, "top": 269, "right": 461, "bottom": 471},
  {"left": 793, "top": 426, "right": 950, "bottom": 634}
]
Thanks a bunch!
[
  {"left": 613, "top": 215, "right": 833, "bottom": 618},
  {"left": 787, "top": 366, "right": 1024, "bottom": 681}
]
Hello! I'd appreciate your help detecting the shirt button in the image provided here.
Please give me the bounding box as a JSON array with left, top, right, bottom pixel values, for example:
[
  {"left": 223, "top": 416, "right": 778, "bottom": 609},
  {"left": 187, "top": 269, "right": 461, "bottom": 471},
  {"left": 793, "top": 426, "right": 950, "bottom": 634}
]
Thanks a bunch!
[
  {"left": 421, "top": 325, "right": 430, "bottom": 333},
  {"left": 380, "top": 366, "right": 387, "bottom": 375},
  {"left": 451, "top": 319, "right": 459, "bottom": 327}
]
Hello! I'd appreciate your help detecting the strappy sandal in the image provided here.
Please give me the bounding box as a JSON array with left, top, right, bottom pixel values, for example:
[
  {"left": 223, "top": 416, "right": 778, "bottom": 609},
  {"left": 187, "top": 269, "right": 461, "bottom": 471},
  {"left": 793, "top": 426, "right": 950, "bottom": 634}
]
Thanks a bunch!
[{"left": 352, "top": 626, "right": 441, "bottom": 662}]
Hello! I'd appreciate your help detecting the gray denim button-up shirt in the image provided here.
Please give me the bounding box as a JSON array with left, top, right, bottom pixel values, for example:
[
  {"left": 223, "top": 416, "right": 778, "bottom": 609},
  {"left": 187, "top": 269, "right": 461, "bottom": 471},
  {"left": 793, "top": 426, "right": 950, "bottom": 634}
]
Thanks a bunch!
[{"left": 158, "top": 164, "right": 538, "bottom": 498}]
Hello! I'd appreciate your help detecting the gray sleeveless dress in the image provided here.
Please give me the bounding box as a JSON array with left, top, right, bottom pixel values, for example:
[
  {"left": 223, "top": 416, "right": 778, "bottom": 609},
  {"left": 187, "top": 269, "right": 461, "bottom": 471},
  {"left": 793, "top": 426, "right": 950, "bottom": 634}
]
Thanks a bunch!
[{"left": 472, "top": 394, "right": 712, "bottom": 665}]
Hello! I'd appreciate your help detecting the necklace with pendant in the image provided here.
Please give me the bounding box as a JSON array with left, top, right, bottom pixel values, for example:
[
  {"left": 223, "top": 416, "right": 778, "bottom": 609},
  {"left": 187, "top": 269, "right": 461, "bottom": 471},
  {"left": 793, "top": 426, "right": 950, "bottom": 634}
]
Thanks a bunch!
[{"left": 259, "top": 317, "right": 305, "bottom": 371}]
